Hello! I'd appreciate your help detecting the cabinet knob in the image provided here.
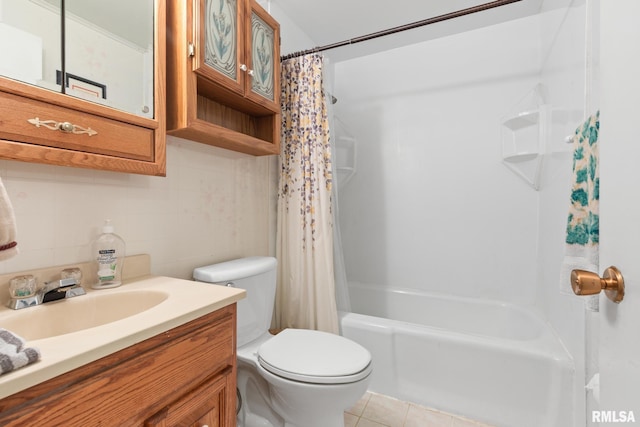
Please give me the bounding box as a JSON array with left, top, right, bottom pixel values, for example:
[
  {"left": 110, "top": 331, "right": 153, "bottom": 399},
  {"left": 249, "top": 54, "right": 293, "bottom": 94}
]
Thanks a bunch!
[
  {"left": 247, "top": 69, "right": 254, "bottom": 77},
  {"left": 239, "top": 64, "right": 247, "bottom": 72},
  {"left": 58, "top": 122, "right": 74, "bottom": 132},
  {"left": 27, "top": 117, "right": 98, "bottom": 136}
]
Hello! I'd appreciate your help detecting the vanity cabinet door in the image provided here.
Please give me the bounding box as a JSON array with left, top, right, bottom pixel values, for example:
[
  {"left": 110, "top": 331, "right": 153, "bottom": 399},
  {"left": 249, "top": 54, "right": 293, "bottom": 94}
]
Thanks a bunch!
[{"left": 145, "top": 372, "right": 232, "bottom": 427}]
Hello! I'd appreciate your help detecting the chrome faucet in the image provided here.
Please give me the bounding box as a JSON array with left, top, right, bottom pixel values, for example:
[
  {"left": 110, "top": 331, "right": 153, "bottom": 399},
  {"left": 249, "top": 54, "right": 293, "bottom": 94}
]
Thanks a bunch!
[{"left": 7, "top": 278, "right": 86, "bottom": 310}]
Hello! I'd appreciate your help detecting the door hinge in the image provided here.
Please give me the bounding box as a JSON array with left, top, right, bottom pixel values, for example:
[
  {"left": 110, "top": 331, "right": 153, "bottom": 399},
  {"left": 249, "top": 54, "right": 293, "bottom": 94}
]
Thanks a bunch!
[{"left": 188, "top": 43, "right": 195, "bottom": 57}]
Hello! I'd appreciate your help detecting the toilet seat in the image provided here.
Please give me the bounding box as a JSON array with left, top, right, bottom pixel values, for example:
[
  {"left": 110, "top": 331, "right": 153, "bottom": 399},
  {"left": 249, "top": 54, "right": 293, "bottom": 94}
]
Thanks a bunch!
[{"left": 257, "top": 329, "right": 372, "bottom": 384}]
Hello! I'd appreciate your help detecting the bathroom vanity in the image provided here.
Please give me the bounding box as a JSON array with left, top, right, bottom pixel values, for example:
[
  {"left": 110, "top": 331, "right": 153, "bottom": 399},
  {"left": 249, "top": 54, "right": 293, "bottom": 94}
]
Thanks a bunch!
[{"left": 0, "top": 257, "right": 245, "bottom": 426}]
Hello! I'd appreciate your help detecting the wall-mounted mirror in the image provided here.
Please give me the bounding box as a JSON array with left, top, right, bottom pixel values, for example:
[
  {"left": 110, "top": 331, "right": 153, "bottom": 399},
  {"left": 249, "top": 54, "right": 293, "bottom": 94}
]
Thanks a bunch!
[{"left": 0, "top": 0, "right": 154, "bottom": 118}]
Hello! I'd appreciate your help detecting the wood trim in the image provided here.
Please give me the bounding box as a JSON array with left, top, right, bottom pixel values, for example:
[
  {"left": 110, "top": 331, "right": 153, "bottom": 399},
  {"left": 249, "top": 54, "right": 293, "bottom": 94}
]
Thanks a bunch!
[
  {"left": 0, "top": 140, "right": 165, "bottom": 176},
  {"left": 153, "top": 0, "right": 168, "bottom": 175},
  {"left": 168, "top": 117, "right": 279, "bottom": 155},
  {"left": 166, "top": 0, "right": 191, "bottom": 131}
]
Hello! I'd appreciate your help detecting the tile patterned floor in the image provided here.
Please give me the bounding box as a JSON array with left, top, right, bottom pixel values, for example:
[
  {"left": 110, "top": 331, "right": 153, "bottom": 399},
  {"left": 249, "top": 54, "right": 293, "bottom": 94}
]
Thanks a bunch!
[{"left": 344, "top": 392, "right": 495, "bottom": 427}]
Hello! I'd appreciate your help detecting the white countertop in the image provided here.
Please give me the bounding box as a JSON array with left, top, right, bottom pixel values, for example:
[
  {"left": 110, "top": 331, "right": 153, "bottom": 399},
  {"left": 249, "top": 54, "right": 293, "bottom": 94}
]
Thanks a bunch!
[{"left": 0, "top": 275, "right": 245, "bottom": 400}]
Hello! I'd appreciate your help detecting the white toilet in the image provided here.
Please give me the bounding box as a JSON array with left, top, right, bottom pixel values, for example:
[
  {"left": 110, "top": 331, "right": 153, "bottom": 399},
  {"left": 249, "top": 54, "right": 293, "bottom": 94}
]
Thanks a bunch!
[{"left": 193, "top": 256, "right": 372, "bottom": 427}]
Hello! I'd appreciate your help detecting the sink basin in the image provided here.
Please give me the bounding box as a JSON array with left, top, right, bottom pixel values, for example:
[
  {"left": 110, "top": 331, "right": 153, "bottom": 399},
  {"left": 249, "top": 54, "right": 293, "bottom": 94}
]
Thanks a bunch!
[{"left": 1, "top": 290, "right": 169, "bottom": 341}]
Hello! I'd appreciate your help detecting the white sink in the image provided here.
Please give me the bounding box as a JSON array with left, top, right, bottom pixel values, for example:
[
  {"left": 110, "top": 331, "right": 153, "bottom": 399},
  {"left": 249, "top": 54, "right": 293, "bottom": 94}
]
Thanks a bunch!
[{"left": 2, "top": 289, "right": 168, "bottom": 340}]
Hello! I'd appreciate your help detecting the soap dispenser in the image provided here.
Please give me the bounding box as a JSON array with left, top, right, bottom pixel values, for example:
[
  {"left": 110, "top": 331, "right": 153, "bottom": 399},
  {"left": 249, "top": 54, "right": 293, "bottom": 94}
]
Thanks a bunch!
[{"left": 92, "top": 219, "right": 126, "bottom": 289}]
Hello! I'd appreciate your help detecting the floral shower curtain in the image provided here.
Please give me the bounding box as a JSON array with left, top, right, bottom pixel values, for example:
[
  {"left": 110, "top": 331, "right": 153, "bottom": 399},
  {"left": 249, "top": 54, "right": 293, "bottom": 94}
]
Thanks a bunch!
[{"left": 275, "top": 53, "right": 339, "bottom": 334}]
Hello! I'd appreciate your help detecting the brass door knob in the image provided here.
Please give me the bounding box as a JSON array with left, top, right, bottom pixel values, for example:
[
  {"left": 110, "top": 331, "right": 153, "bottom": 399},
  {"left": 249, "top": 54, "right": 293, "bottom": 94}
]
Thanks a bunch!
[{"left": 571, "top": 266, "right": 625, "bottom": 303}]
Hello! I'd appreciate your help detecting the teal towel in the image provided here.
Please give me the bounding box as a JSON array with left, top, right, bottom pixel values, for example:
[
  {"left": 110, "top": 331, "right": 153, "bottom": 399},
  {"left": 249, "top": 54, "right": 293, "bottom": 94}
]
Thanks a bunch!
[
  {"left": 566, "top": 111, "right": 600, "bottom": 246},
  {"left": 560, "top": 112, "right": 600, "bottom": 309}
]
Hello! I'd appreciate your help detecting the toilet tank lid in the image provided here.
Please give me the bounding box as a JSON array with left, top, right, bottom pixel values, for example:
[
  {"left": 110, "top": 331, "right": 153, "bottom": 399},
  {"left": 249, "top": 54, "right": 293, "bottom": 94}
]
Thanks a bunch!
[{"left": 193, "top": 256, "right": 277, "bottom": 283}]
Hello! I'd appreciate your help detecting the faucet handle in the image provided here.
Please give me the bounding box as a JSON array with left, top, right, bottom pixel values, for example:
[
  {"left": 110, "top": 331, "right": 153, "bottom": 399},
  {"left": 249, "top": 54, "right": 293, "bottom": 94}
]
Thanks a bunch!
[
  {"left": 40, "top": 278, "right": 84, "bottom": 303},
  {"left": 42, "top": 277, "right": 78, "bottom": 292},
  {"left": 58, "top": 277, "right": 79, "bottom": 288}
]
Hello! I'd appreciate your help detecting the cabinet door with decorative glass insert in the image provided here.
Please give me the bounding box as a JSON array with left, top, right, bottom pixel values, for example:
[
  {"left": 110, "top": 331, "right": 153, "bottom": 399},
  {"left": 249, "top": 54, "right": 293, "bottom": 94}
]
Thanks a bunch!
[
  {"left": 244, "top": 0, "right": 280, "bottom": 112},
  {"left": 195, "top": 0, "right": 245, "bottom": 96}
]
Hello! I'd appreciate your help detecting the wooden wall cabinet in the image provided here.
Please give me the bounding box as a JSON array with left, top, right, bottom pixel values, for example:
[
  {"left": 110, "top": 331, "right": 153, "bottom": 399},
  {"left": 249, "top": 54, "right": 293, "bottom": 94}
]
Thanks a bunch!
[
  {"left": 0, "top": 305, "right": 237, "bottom": 427},
  {"left": 167, "top": 0, "right": 281, "bottom": 156},
  {"left": 0, "top": 1, "right": 167, "bottom": 176}
]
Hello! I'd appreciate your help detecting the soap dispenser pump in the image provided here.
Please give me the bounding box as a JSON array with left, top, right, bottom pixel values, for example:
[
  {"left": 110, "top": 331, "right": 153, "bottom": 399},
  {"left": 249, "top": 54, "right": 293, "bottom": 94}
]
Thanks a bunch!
[{"left": 92, "top": 219, "right": 126, "bottom": 289}]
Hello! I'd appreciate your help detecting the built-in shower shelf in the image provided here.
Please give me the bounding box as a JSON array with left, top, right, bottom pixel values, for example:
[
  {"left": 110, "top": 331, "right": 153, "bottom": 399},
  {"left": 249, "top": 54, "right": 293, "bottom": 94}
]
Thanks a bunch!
[
  {"left": 502, "top": 110, "right": 540, "bottom": 131},
  {"left": 336, "top": 166, "right": 356, "bottom": 187},
  {"left": 502, "top": 154, "right": 542, "bottom": 190},
  {"left": 500, "top": 85, "right": 547, "bottom": 191},
  {"left": 339, "top": 136, "right": 357, "bottom": 143},
  {"left": 503, "top": 153, "right": 539, "bottom": 163},
  {"left": 335, "top": 119, "right": 357, "bottom": 188}
]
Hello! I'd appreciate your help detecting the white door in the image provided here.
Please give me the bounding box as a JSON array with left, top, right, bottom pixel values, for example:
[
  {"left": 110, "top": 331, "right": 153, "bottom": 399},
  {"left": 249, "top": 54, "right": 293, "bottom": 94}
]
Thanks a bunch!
[{"left": 597, "top": 0, "right": 640, "bottom": 421}]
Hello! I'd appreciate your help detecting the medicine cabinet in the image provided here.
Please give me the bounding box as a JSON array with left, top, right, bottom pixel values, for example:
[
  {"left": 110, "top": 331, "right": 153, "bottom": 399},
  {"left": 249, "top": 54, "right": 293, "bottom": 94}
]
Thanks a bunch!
[{"left": 0, "top": 0, "right": 166, "bottom": 176}]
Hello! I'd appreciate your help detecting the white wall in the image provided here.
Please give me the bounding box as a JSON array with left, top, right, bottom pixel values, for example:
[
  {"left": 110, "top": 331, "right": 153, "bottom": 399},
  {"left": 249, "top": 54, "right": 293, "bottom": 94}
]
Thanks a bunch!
[
  {"left": 0, "top": 137, "right": 278, "bottom": 280},
  {"left": 257, "top": 0, "right": 316, "bottom": 56},
  {"left": 333, "top": 15, "right": 542, "bottom": 305},
  {"left": 599, "top": 0, "right": 640, "bottom": 414}
]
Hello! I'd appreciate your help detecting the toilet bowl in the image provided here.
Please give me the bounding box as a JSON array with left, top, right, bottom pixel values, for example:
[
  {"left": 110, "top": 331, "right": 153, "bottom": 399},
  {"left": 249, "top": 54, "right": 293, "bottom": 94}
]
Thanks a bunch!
[{"left": 193, "top": 257, "right": 372, "bottom": 427}]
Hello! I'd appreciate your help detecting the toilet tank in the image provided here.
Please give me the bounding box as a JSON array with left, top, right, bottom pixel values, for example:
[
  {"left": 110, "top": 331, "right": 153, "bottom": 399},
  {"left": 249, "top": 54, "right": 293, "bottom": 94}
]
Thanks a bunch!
[{"left": 193, "top": 257, "right": 277, "bottom": 347}]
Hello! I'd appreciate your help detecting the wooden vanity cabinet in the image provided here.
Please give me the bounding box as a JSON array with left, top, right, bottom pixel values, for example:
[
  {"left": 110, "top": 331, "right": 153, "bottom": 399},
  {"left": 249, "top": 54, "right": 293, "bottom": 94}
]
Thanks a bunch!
[
  {"left": 167, "top": 0, "right": 281, "bottom": 156},
  {"left": 0, "top": 305, "right": 237, "bottom": 427},
  {"left": 0, "top": 1, "right": 166, "bottom": 176}
]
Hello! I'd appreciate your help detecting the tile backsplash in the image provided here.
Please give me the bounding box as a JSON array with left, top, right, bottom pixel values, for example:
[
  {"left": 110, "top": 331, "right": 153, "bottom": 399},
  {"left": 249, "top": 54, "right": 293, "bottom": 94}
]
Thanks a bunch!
[{"left": 0, "top": 136, "right": 278, "bottom": 279}]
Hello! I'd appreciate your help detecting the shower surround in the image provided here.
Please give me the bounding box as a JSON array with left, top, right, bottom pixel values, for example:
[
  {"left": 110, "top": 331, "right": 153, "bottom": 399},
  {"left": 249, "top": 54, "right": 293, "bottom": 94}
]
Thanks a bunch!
[{"left": 332, "top": 1, "right": 594, "bottom": 425}]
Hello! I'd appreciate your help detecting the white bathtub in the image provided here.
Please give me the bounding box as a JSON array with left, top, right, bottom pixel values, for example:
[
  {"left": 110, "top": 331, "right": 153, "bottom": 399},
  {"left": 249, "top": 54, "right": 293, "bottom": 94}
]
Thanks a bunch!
[{"left": 340, "top": 283, "right": 574, "bottom": 427}]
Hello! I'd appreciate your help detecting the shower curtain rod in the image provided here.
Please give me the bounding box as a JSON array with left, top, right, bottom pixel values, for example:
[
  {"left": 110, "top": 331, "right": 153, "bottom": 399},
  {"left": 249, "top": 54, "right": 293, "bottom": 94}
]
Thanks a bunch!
[{"left": 281, "top": 0, "right": 522, "bottom": 61}]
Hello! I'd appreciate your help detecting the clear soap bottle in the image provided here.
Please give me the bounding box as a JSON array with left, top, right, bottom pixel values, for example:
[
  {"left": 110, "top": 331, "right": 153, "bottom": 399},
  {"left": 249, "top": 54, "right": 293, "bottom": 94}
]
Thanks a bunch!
[{"left": 92, "top": 219, "right": 126, "bottom": 289}]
